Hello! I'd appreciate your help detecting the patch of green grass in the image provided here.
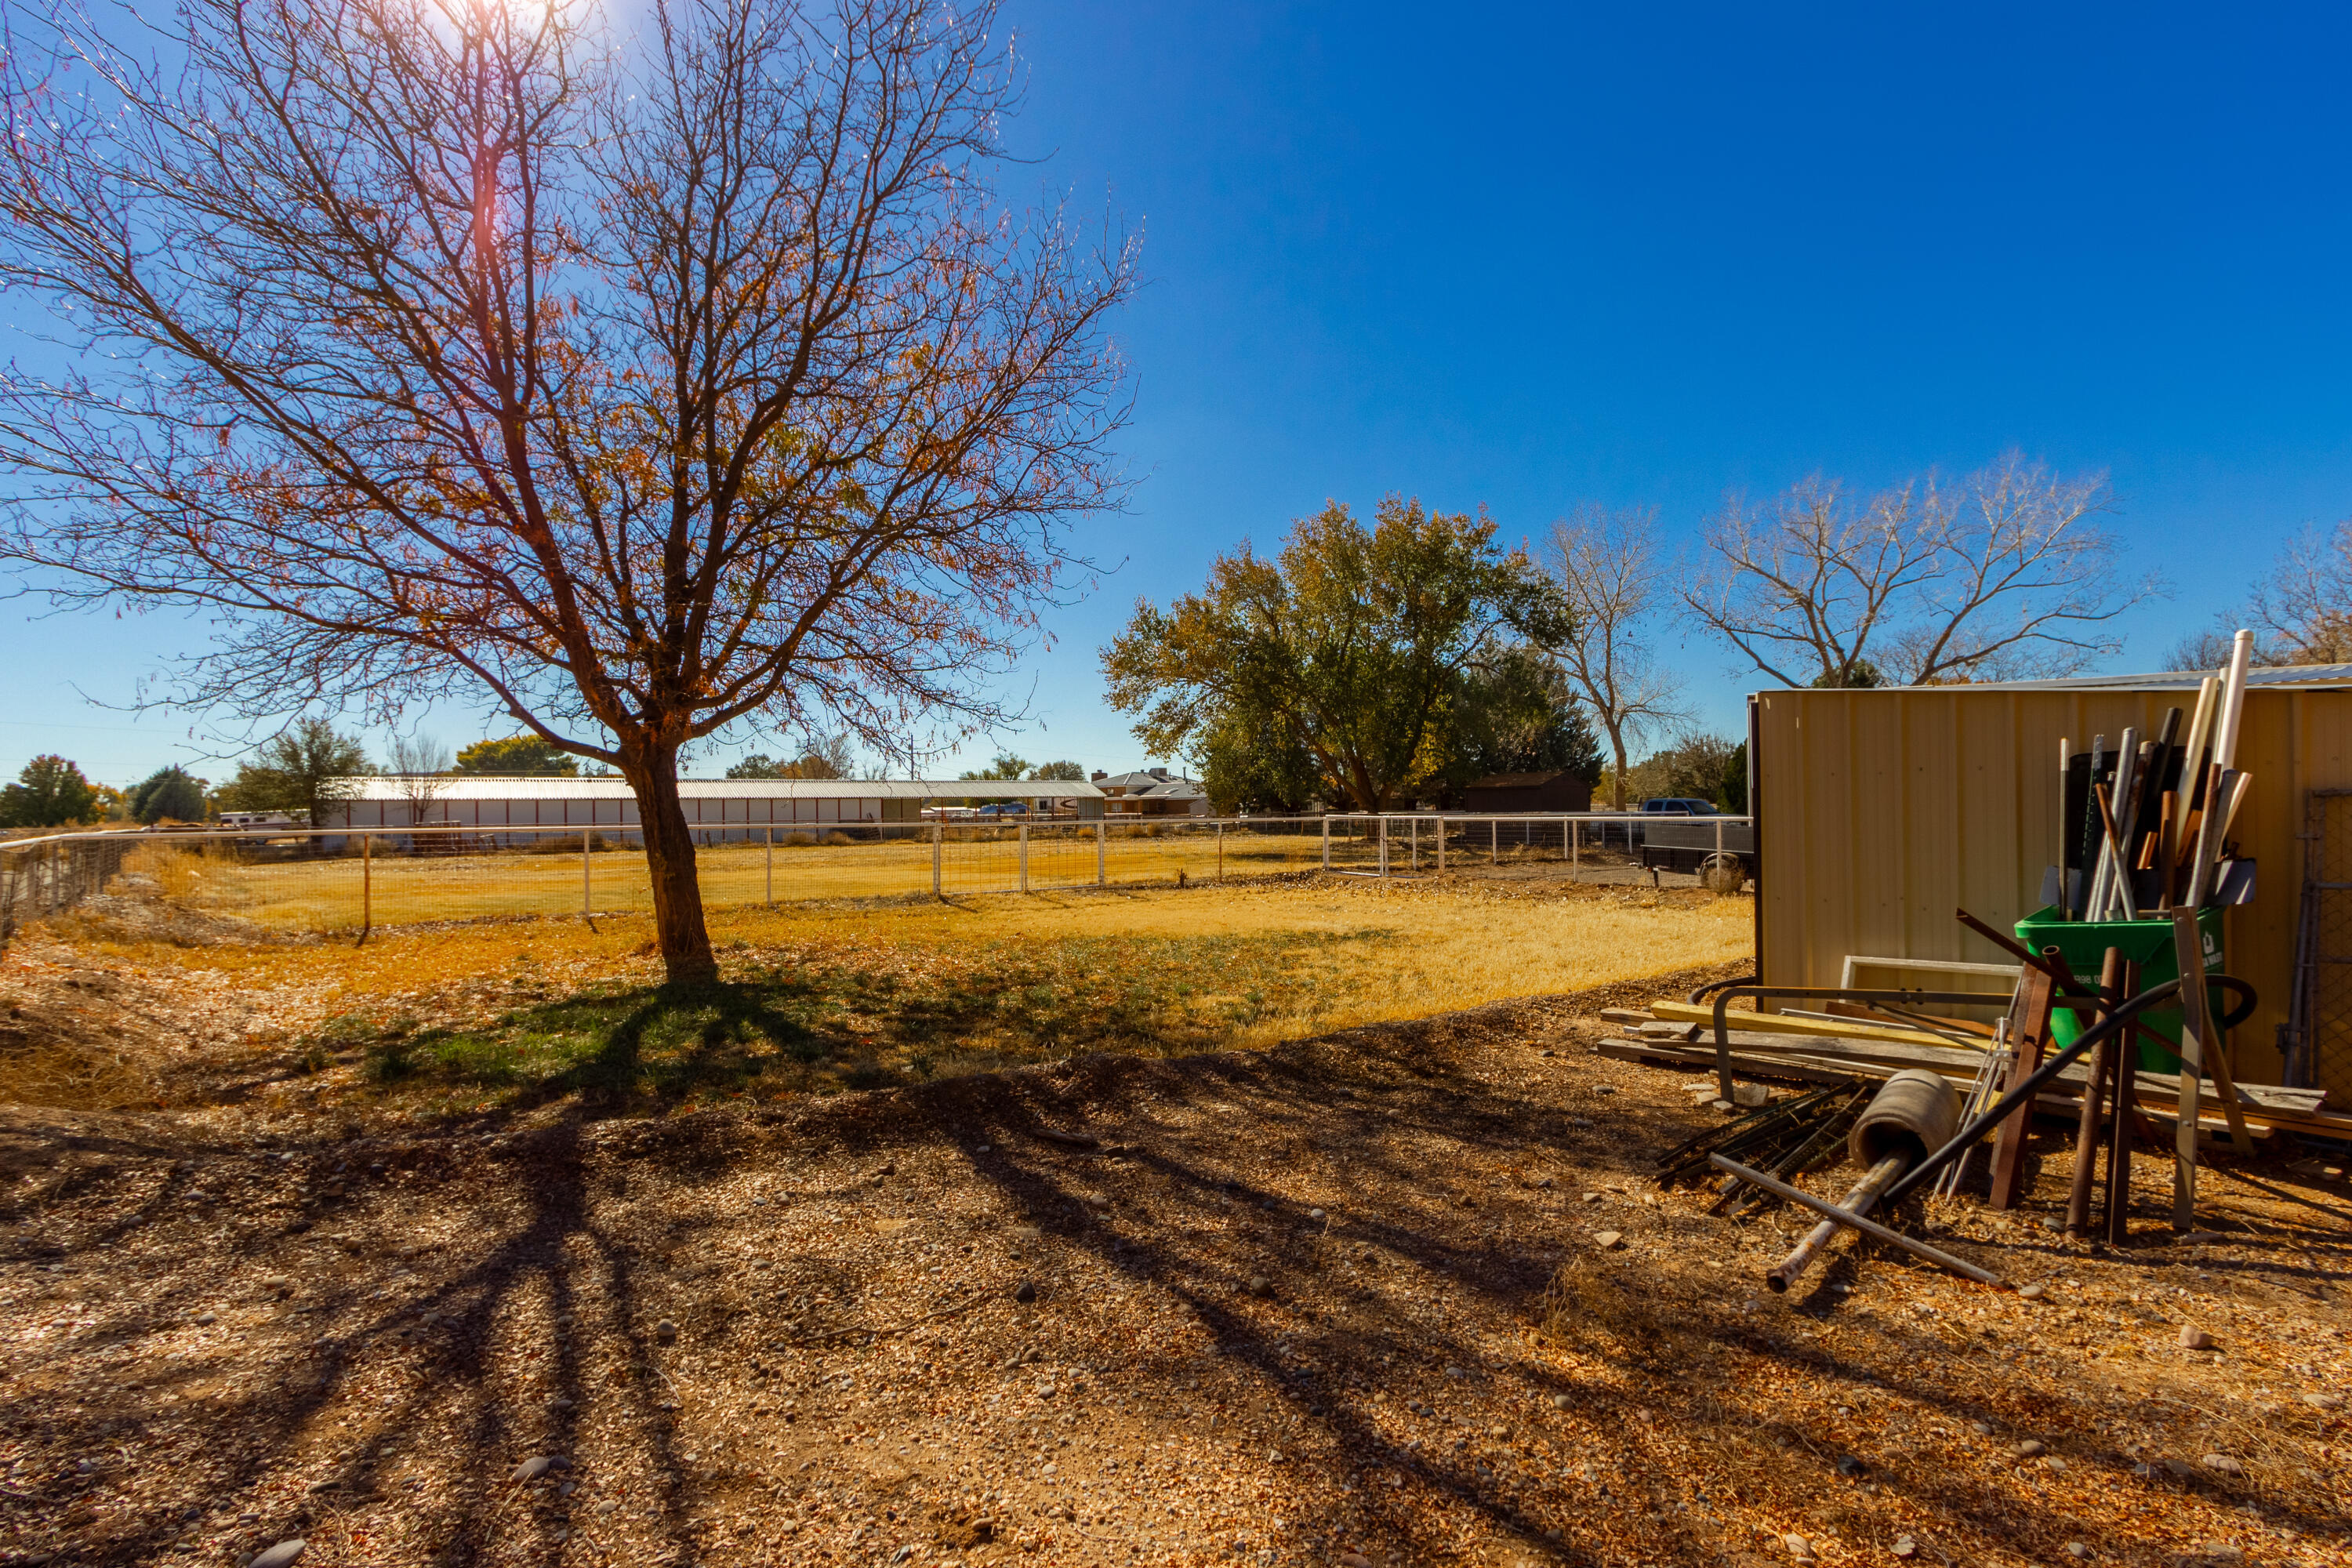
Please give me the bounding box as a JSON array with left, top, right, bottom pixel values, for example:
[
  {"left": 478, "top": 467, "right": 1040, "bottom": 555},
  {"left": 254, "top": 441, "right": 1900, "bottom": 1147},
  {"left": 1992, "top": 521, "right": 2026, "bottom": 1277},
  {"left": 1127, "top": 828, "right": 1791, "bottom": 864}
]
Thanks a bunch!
[{"left": 320, "top": 927, "right": 1392, "bottom": 1116}]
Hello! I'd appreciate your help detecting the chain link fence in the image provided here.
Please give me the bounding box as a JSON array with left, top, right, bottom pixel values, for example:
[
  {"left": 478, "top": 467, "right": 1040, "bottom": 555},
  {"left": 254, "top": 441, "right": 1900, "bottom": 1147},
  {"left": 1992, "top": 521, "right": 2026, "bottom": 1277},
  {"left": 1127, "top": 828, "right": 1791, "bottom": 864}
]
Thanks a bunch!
[{"left": 0, "top": 811, "right": 1750, "bottom": 949}]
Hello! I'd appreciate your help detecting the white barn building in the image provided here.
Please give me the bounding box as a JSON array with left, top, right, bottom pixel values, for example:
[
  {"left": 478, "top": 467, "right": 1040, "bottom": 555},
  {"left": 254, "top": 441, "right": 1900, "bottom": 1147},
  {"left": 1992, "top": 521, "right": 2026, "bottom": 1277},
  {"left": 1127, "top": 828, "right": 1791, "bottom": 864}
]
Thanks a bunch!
[{"left": 319, "top": 775, "right": 1106, "bottom": 843}]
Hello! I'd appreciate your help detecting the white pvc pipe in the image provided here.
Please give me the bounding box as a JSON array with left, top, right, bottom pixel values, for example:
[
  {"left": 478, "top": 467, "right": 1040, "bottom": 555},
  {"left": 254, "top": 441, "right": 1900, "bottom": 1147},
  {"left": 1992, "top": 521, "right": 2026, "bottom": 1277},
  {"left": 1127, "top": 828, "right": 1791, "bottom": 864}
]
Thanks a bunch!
[{"left": 2214, "top": 628, "right": 2255, "bottom": 771}]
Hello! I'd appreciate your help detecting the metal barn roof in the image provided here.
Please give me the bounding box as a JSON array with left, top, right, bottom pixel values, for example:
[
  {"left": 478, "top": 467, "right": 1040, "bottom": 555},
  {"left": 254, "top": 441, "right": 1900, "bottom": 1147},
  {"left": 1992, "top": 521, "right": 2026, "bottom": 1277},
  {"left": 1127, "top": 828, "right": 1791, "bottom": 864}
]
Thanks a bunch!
[
  {"left": 1857, "top": 663, "right": 2352, "bottom": 694},
  {"left": 335, "top": 776, "right": 1104, "bottom": 801}
]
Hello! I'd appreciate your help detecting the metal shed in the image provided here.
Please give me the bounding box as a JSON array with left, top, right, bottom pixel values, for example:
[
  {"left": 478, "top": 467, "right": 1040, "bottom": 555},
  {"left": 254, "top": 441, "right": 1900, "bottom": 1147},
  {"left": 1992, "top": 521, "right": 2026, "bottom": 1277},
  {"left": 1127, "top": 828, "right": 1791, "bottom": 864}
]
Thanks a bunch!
[
  {"left": 1751, "top": 666, "right": 2352, "bottom": 1102},
  {"left": 319, "top": 775, "right": 1107, "bottom": 837}
]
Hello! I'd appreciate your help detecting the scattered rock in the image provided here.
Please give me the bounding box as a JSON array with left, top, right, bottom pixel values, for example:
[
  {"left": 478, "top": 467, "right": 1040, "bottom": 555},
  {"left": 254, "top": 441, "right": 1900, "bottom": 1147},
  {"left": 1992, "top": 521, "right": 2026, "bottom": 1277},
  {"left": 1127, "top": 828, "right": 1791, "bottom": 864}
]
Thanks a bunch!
[
  {"left": 1013, "top": 1279, "right": 1037, "bottom": 1305},
  {"left": 1308, "top": 1208, "right": 1327, "bottom": 1221},
  {"left": 194, "top": 1312, "right": 217, "bottom": 1326},
  {"left": 1246, "top": 1275, "right": 1271, "bottom": 1298},
  {"left": 1969, "top": 1421, "right": 1995, "bottom": 1436},
  {"left": 511, "top": 1455, "right": 571, "bottom": 1482},
  {"left": 1835, "top": 1454, "right": 1867, "bottom": 1477},
  {"left": 1487, "top": 1424, "right": 1508, "bottom": 1439},
  {"left": 655, "top": 1319, "right": 678, "bottom": 1343},
  {"left": 249, "top": 1543, "right": 307, "bottom": 1568},
  {"left": 2177, "top": 1229, "right": 2229, "bottom": 1245},
  {"left": 2178, "top": 1325, "right": 2214, "bottom": 1350},
  {"left": 1784, "top": 1534, "right": 1817, "bottom": 1563},
  {"left": 2065, "top": 1544, "right": 2090, "bottom": 1559},
  {"left": 2017, "top": 1283, "right": 2045, "bottom": 1301},
  {"left": 2200, "top": 1453, "right": 2244, "bottom": 1475},
  {"left": 1552, "top": 1394, "right": 1570, "bottom": 1409},
  {"left": 1891, "top": 1537, "right": 1917, "bottom": 1559},
  {"left": 1592, "top": 1231, "right": 1624, "bottom": 1250},
  {"left": 2013, "top": 1439, "right": 2047, "bottom": 1459},
  {"left": 2299, "top": 1392, "right": 2343, "bottom": 1410},
  {"left": 1732, "top": 1082, "right": 1769, "bottom": 1107}
]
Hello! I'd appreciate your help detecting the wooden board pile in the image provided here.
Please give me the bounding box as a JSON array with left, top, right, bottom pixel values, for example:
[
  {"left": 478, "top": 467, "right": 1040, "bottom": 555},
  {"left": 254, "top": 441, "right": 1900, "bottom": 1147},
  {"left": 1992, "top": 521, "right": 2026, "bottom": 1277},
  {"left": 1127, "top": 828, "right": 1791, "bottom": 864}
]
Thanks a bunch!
[{"left": 1595, "top": 999, "right": 2349, "bottom": 1144}]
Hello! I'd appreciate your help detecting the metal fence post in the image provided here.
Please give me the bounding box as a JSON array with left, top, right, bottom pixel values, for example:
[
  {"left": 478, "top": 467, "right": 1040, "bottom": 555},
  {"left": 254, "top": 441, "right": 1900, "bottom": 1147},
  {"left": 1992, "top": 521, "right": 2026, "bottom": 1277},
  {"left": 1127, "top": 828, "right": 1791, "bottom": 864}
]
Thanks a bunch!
[
  {"left": 1436, "top": 815, "right": 1445, "bottom": 873},
  {"left": 582, "top": 829, "right": 592, "bottom": 923},
  {"left": 49, "top": 843, "right": 60, "bottom": 916},
  {"left": 933, "top": 818, "right": 943, "bottom": 898},
  {"left": 1096, "top": 819, "right": 1105, "bottom": 886},
  {"left": 1018, "top": 822, "right": 1029, "bottom": 893},
  {"left": 1572, "top": 817, "right": 1580, "bottom": 871},
  {"left": 766, "top": 825, "right": 775, "bottom": 906},
  {"left": 1322, "top": 815, "right": 1330, "bottom": 869},
  {"left": 1409, "top": 814, "right": 1418, "bottom": 872},
  {"left": 1378, "top": 816, "right": 1388, "bottom": 878},
  {"left": 1216, "top": 820, "right": 1224, "bottom": 881},
  {"left": 358, "top": 832, "right": 372, "bottom": 946},
  {"left": 1491, "top": 819, "right": 1498, "bottom": 864}
]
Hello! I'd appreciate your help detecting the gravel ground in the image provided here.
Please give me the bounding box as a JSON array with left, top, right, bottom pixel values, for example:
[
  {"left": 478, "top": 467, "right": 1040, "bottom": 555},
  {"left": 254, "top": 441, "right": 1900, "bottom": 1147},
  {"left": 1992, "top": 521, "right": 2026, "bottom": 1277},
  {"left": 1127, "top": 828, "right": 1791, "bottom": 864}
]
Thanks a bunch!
[{"left": 0, "top": 964, "right": 2346, "bottom": 1568}]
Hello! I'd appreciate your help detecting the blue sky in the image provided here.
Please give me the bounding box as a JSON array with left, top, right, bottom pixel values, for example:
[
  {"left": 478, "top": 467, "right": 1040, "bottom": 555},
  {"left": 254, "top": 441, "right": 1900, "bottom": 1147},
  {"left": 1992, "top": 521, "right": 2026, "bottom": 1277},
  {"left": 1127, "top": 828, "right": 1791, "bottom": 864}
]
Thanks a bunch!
[{"left": 8, "top": 2, "right": 2352, "bottom": 785}]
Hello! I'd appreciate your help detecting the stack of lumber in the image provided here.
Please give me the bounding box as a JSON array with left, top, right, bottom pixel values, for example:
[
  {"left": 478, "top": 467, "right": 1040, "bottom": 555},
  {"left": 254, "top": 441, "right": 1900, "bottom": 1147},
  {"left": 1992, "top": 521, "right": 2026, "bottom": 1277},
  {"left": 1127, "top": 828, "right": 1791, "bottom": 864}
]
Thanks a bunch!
[{"left": 1597, "top": 1000, "right": 2351, "bottom": 1142}]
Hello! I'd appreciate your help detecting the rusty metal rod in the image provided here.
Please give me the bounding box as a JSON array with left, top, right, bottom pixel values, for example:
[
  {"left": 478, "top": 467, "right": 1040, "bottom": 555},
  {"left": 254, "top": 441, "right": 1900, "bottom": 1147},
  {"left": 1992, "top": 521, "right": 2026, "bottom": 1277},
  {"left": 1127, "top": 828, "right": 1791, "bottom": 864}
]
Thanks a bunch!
[
  {"left": 2065, "top": 948, "right": 2126, "bottom": 1236},
  {"left": 1711, "top": 1155, "right": 2009, "bottom": 1289},
  {"left": 1765, "top": 1154, "right": 1904, "bottom": 1292}
]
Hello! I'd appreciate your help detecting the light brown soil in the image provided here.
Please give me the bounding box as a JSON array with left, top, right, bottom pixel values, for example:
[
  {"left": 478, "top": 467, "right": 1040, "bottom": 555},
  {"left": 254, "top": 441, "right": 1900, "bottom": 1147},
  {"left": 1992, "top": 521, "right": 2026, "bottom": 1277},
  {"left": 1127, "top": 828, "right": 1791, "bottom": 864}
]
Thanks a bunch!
[{"left": 0, "top": 964, "right": 2347, "bottom": 1568}]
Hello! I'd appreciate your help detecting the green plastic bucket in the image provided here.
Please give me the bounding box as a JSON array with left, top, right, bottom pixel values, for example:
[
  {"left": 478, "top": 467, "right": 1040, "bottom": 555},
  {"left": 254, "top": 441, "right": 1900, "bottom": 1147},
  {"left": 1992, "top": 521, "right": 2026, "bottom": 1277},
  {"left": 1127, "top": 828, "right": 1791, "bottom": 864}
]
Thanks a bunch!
[{"left": 2011, "top": 905, "right": 2225, "bottom": 1072}]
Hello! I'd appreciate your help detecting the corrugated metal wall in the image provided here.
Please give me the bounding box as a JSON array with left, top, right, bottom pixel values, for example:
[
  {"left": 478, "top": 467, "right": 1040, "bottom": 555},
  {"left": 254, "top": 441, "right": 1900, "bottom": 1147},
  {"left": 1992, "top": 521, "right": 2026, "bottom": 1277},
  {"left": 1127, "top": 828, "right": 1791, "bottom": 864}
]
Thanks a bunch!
[{"left": 1755, "top": 685, "right": 2352, "bottom": 1098}]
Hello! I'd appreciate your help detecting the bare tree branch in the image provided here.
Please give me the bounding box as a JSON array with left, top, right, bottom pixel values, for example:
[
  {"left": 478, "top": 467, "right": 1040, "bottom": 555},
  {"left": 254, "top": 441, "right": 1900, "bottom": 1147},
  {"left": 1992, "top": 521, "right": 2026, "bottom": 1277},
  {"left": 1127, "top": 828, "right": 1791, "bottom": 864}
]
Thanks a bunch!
[
  {"left": 1681, "top": 452, "right": 2158, "bottom": 688},
  {"left": 0, "top": 0, "right": 1136, "bottom": 980},
  {"left": 1544, "top": 504, "right": 1686, "bottom": 809}
]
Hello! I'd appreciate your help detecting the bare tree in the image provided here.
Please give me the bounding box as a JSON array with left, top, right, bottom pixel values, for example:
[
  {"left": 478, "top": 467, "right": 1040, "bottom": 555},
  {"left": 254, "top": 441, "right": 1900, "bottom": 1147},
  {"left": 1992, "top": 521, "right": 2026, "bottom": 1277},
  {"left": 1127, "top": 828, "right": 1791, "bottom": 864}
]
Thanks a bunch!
[
  {"left": 1545, "top": 505, "right": 1686, "bottom": 809},
  {"left": 386, "top": 735, "right": 452, "bottom": 827},
  {"left": 2245, "top": 522, "right": 2352, "bottom": 665},
  {"left": 1682, "top": 453, "right": 2155, "bottom": 688},
  {"left": 0, "top": 0, "right": 1135, "bottom": 982}
]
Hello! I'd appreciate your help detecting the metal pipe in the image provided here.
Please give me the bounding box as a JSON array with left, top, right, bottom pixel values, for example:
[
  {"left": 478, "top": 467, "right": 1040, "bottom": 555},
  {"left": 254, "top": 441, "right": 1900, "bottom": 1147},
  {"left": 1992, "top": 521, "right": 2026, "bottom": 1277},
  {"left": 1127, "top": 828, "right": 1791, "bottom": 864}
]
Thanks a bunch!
[
  {"left": 1767, "top": 1155, "right": 1903, "bottom": 1292},
  {"left": 1714, "top": 1155, "right": 2008, "bottom": 1289},
  {"left": 1880, "top": 977, "right": 2202, "bottom": 1209},
  {"left": 2064, "top": 947, "right": 2125, "bottom": 1236}
]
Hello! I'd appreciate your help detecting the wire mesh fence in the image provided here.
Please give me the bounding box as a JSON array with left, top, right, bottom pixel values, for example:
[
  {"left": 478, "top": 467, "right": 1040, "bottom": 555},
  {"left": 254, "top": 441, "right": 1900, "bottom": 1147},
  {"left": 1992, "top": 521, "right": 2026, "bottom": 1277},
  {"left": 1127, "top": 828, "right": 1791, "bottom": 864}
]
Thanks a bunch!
[
  {"left": 2298, "top": 789, "right": 2352, "bottom": 1093},
  {"left": 0, "top": 811, "right": 1748, "bottom": 948}
]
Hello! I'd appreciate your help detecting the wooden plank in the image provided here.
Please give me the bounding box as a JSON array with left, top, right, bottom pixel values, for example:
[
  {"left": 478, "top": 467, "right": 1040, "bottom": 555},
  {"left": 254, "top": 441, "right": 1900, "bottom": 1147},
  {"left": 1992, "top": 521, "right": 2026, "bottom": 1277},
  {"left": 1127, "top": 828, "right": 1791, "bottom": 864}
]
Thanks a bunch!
[
  {"left": 1647, "top": 1000, "right": 1973, "bottom": 1052},
  {"left": 1598, "top": 1039, "right": 2285, "bottom": 1137},
  {"left": 1988, "top": 964, "right": 2058, "bottom": 1209}
]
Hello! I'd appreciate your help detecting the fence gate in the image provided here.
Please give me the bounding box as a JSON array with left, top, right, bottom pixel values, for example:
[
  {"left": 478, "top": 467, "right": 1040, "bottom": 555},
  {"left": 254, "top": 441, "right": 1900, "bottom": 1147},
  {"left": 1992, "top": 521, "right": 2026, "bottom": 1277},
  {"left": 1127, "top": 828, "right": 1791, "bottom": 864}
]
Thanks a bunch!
[{"left": 2296, "top": 789, "right": 2352, "bottom": 1094}]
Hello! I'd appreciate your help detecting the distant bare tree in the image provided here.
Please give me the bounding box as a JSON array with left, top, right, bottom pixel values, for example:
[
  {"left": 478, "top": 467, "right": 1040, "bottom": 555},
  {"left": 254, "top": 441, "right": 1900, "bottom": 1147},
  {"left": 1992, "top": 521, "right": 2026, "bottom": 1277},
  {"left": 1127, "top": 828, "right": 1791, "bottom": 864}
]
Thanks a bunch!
[
  {"left": 2246, "top": 522, "right": 2352, "bottom": 664},
  {"left": 0, "top": 0, "right": 1135, "bottom": 982},
  {"left": 1682, "top": 453, "right": 2155, "bottom": 688},
  {"left": 1545, "top": 505, "right": 1687, "bottom": 809},
  {"left": 386, "top": 735, "right": 452, "bottom": 828}
]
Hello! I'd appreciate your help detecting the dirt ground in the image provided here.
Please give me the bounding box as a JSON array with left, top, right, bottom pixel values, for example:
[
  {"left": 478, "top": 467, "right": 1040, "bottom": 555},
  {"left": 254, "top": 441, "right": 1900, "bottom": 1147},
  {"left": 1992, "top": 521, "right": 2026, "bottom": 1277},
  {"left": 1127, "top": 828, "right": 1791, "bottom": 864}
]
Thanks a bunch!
[{"left": 0, "top": 942, "right": 2348, "bottom": 1568}]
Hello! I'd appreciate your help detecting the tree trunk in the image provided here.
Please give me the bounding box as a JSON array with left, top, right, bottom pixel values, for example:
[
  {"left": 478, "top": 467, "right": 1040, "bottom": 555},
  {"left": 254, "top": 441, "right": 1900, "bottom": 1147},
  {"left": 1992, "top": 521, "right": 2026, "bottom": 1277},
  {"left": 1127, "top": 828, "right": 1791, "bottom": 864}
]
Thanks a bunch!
[
  {"left": 1607, "top": 725, "right": 1630, "bottom": 811},
  {"left": 626, "top": 749, "right": 718, "bottom": 985}
]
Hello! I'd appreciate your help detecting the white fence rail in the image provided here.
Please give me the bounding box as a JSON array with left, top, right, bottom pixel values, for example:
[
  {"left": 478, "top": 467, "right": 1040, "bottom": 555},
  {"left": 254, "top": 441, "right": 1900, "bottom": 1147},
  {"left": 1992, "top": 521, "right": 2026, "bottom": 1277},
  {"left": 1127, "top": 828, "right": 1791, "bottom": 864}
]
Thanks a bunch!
[{"left": 0, "top": 810, "right": 1751, "bottom": 947}]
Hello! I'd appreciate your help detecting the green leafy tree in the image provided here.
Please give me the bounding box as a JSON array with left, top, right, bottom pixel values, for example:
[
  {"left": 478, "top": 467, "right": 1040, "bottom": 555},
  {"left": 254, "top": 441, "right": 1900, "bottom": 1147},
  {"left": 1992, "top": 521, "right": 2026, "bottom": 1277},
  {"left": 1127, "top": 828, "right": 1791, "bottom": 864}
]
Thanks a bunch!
[
  {"left": 1027, "top": 760, "right": 1086, "bottom": 782},
  {"left": 216, "top": 720, "right": 372, "bottom": 825},
  {"left": 959, "top": 753, "right": 1031, "bottom": 781},
  {"left": 454, "top": 737, "right": 580, "bottom": 777},
  {"left": 127, "top": 765, "right": 207, "bottom": 824},
  {"left": 1104, "top": 495, "right": 1572, "bottom": 811},
  {"left": 0, "top": 755, "right": 100, "bottom": 827},
  {"left": 1605, "top": 735, "right": 1748, "bottom": 812},
  {"left": 728, "top": 732, "right": 858, "bottom": 780},
  {"left": 1452, "top": 648, "right": 1604, "bottom": 789},
  {"left": 1198, "top": 714, "right": 1319, "bottom": 815}
]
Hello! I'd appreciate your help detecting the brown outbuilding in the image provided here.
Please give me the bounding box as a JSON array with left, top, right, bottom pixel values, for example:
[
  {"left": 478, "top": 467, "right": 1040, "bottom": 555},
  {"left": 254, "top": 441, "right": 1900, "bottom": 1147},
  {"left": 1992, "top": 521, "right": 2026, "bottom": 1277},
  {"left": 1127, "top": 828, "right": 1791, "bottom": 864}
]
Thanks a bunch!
[{"left": 1460, "top": 770, "right": 1593, "bottom": 814}]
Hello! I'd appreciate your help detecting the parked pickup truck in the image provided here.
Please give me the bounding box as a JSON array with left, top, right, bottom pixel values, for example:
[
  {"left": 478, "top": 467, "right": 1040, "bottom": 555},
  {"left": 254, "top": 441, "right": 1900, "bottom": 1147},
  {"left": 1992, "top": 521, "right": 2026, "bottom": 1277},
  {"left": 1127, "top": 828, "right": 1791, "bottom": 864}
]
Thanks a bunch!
[{"left": 1638, "top": 797, "right": 1719, "bottom": 815}]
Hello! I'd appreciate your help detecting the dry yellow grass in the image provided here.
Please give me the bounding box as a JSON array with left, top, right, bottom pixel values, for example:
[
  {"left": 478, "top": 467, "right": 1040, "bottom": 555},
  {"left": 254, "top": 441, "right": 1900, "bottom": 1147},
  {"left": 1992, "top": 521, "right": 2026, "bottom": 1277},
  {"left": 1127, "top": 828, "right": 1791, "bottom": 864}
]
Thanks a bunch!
[
  {"left": 103, "top": 826, "right": 1345, "bottom": 931},
  {"left": 83, "top": 876, "right": 1749, "bottom": 1035}
]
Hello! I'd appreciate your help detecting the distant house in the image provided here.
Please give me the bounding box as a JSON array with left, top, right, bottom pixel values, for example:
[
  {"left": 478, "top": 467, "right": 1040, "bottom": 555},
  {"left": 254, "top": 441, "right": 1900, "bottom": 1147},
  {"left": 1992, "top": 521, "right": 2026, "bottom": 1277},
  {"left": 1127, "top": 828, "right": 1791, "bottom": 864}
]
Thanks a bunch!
[
  {"left": 1461, "top": 770, "right": 1593, "bottom": 814},
  {"left": 1090, "top": 767, "right": 1210, "bottom": 818}
]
